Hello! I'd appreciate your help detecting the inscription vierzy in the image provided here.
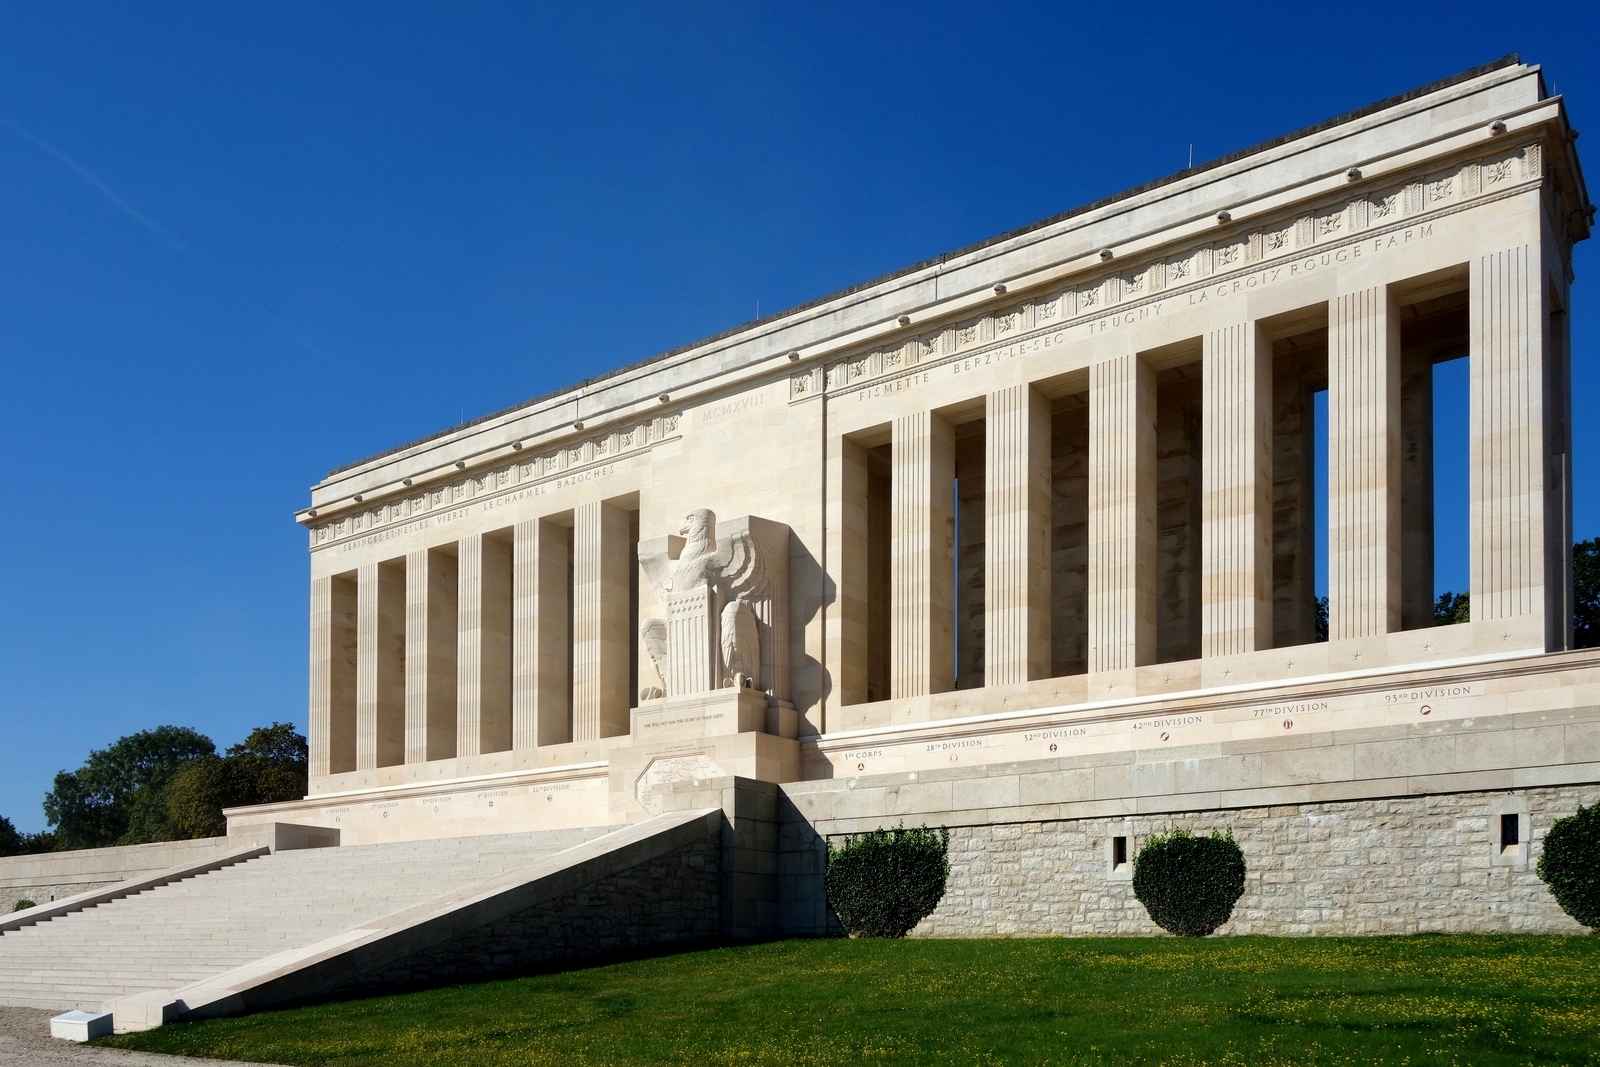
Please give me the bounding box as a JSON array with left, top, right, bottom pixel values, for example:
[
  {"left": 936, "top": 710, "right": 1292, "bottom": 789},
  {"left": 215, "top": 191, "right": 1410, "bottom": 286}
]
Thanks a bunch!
[{"left": 312, "top": 414, "right": 684, "bottom": 553}]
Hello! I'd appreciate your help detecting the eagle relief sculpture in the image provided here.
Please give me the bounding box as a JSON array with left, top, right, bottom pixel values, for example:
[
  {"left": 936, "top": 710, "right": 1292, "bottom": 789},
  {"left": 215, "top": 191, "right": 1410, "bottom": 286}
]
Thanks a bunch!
[{"left": 637, "top": 508, "right": 780, "bottom": 703}]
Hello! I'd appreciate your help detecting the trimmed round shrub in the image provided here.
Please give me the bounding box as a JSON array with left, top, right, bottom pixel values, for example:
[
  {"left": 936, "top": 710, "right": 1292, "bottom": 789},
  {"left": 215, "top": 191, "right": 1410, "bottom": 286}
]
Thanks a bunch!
[
  {"left": 1537, "top": 800, "right": 1600, "bottom": 930},
  {"left": 825, "top": 825, "right": 949, "bottom": 938},
  {"left": 1132, "top": 827, "right": 1246, "bottom": 937}
]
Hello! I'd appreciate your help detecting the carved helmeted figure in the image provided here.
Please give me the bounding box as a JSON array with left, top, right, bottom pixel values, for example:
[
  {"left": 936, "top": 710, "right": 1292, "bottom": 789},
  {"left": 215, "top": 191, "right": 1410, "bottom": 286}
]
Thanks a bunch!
[
  {"left": 719, "top": 598, "right": 759, "bottom": 689},
  {"left": 639, "top": 618, "right": 668, "bottom": 700},
  {"left": 638, "top": 508, "right": 776, "bottom": 701}
]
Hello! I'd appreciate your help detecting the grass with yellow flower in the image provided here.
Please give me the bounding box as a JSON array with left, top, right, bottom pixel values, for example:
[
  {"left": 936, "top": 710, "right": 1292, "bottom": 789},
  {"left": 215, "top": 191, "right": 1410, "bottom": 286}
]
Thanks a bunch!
[{"left": 100, "top": 934, "right": 1599, "bottom": 1066}]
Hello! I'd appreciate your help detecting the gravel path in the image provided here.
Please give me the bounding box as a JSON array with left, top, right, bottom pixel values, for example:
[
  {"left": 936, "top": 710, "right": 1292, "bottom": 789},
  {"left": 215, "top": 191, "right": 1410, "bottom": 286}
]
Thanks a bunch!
[{"left": 0, "top": 1008, "right": 284, "bottom": 1066}]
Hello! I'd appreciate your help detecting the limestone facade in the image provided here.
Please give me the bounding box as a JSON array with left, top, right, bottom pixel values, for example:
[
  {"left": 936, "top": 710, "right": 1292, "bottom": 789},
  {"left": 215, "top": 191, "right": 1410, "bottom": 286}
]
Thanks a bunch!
[{"left": 244, "top": 59, "right": 1598, "bottom": 932}]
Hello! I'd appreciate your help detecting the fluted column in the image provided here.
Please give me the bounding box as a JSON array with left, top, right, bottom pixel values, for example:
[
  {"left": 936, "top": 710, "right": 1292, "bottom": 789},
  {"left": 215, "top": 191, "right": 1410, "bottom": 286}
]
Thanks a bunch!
[
  {"left": 356, "top": 559, "right": 406, "bottom": 770},
  {"left": 1328, "top": 286, "right": 1401, "bottom": 640},
  {"left": 309, "top": 576, "right": 331, "bottom": 778},
  {"left": 832, "top": 437, "right": 871, "bottom": 709},
  {"left": 1202, "top": 322, "right": 1272, "bottom": 656},
  {"left": 985, "top": 385, "right": 1051, "bottom": 684},
  {"left": 513, "top": 518, "right": 571, "bottom": 748},
  {"left": 309, "top": 573, "right": 357, "bottom": 779},
  {"left": 1088, "top": 354, "right": 1156, "bottom": 673},
  {"left": 890, "top": 410, "right": 955, "bottom": 697},
  {"left": 572, "top": 501, "right": 631, "bottom": 739},
  {"left": 405, "top": 548, "right": 457, "bottom": 763},
  {"left": 457, "top": 533, "right": 513, "bottom": 757},
  {"left": 1471, "top": 245, "right": 1551, "bottom": 634}
]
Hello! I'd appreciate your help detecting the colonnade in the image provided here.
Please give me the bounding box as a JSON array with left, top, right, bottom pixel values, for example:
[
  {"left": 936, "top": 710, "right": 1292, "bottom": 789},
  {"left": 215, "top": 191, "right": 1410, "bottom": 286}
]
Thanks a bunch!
[
  {"left": 308, "top": 248, "right": 1569, "bottom": 778},
  {"left": 841, "top": 252, "right": 1569, "bottom": 700},
  {"left": 308, "top": 504, "right": 640, "bottom": 778}
]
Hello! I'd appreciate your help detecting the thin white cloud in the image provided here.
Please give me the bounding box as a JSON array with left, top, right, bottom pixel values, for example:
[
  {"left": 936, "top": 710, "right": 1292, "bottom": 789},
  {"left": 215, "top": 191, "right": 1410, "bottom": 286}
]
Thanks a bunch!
[
  {"left": 0, "top": 116, "right": 335, "bottom": 361},
  {"left": 0, "top": 116, "right": 191, "bottom": 255}
]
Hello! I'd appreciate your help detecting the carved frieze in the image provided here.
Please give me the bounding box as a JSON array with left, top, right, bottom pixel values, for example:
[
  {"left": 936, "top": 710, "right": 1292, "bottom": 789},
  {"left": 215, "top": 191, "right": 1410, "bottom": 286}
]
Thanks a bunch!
[
  {"left": 313, "top": 136, "right": 1551, "bottom": 551},
  {"left": 310, "top": 415, "right": 677, "bottom": 548},
  {"left": 785, "top": 137, "right": 1545, "bottom": 408}
]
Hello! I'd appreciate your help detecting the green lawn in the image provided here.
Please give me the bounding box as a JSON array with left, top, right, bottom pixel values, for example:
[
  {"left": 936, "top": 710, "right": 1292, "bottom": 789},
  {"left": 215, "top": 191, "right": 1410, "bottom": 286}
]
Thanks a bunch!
[{"left": 101, "top": 935, "right": 1600, "bottom": 1066}]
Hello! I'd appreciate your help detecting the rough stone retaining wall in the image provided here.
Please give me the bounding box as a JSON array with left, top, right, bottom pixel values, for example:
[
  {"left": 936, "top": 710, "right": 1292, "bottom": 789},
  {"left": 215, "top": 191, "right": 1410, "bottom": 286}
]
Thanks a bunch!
[
  {"left": 0, "top": 881, "right": 110, "bottom": 914},
  {"left": 336, "top": 827, "right": 721, "bottom": 994},
  {"left": 890, "top": 785, "right": 1597, "bottom": 937}
]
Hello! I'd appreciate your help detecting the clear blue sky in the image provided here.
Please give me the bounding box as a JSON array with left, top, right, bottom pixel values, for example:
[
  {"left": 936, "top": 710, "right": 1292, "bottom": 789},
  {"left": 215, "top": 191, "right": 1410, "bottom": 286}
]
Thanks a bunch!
[{"left": 1, "top": 3, "right": 1594, "bottom": 833}]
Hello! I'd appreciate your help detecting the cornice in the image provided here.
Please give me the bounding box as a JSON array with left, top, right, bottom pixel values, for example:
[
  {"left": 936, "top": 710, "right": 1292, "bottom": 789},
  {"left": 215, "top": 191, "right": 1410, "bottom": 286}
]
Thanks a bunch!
[
  {"left": 306, "top": 132, "right": 1555, "bottom": 549},
  {"left": 300, "top": 63, "right": 1587, "bottom": 527},
  {"left": 794, "top": 132, "right": 1552, "bottom": 404}
]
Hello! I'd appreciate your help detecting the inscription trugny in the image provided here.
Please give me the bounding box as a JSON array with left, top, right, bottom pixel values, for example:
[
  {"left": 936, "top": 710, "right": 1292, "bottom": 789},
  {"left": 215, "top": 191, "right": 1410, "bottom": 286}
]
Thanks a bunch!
[
  {"left": 845, "top": 220, "right": 1444, "bottom": 404},
  {"left": 810, "top": 168, "right": 1487, "bottom": 407}
]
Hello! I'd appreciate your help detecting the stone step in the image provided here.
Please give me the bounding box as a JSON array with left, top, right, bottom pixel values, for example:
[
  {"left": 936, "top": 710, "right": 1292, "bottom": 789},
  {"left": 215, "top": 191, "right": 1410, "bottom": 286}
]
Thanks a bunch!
[{"left": 0, "top": 824, "right": 622, "bottom": 1012}]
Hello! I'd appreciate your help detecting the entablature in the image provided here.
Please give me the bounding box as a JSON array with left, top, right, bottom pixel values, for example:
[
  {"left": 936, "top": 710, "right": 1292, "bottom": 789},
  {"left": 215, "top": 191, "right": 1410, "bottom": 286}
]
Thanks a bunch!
[{"left": 299, "top": 60, "right": 1589, "bottom": 539}]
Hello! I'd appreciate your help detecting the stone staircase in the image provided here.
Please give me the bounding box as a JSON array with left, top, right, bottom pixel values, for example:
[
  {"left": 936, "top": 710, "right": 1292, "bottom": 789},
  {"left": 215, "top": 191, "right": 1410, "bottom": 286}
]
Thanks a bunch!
[{"left": 0, "top": 827, "right": 613, "bottom": 1013}]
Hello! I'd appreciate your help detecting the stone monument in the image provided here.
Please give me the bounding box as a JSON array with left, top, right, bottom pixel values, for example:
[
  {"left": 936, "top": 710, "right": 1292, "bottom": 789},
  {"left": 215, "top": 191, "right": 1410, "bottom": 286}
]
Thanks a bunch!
[
  {"left": 15, "top": 58, "right": 1600, "bottom": 1039},
  {"left": 256, "top": 57, "right": 1599, "bottom": 936}
]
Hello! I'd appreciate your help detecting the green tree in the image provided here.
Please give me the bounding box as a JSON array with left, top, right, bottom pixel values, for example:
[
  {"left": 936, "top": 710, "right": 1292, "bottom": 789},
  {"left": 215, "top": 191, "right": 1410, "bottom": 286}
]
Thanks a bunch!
[
  {"left": 164, "top": 723, "right": 309, "bottom": 840},
  {"left": 42, "top": 726, "right": 216, "bottom": 849},
  {"left": 1574, "top": 538, "right": 1600, "bottom": 649},
  {"left": 1132, "top": 827, "right": 1246, "bottom": 937},
  {"left": 825, "top": 825, "right": 950, "bottom": 938},
  {"left": 1435, "top": 590, "right": 1470, "bottom": 626},
  {"left": 1537, "top": 800, "right": 1600, "bottom": 930},
  {"left": 0, "top": 818, "right": 54, "bottom": 856},
  {"left": 1432, "top": 540, "right": 1600, "bottom": 640},
  {"left": 226, "top": 721, "right": 309, "bottom": 765}
]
